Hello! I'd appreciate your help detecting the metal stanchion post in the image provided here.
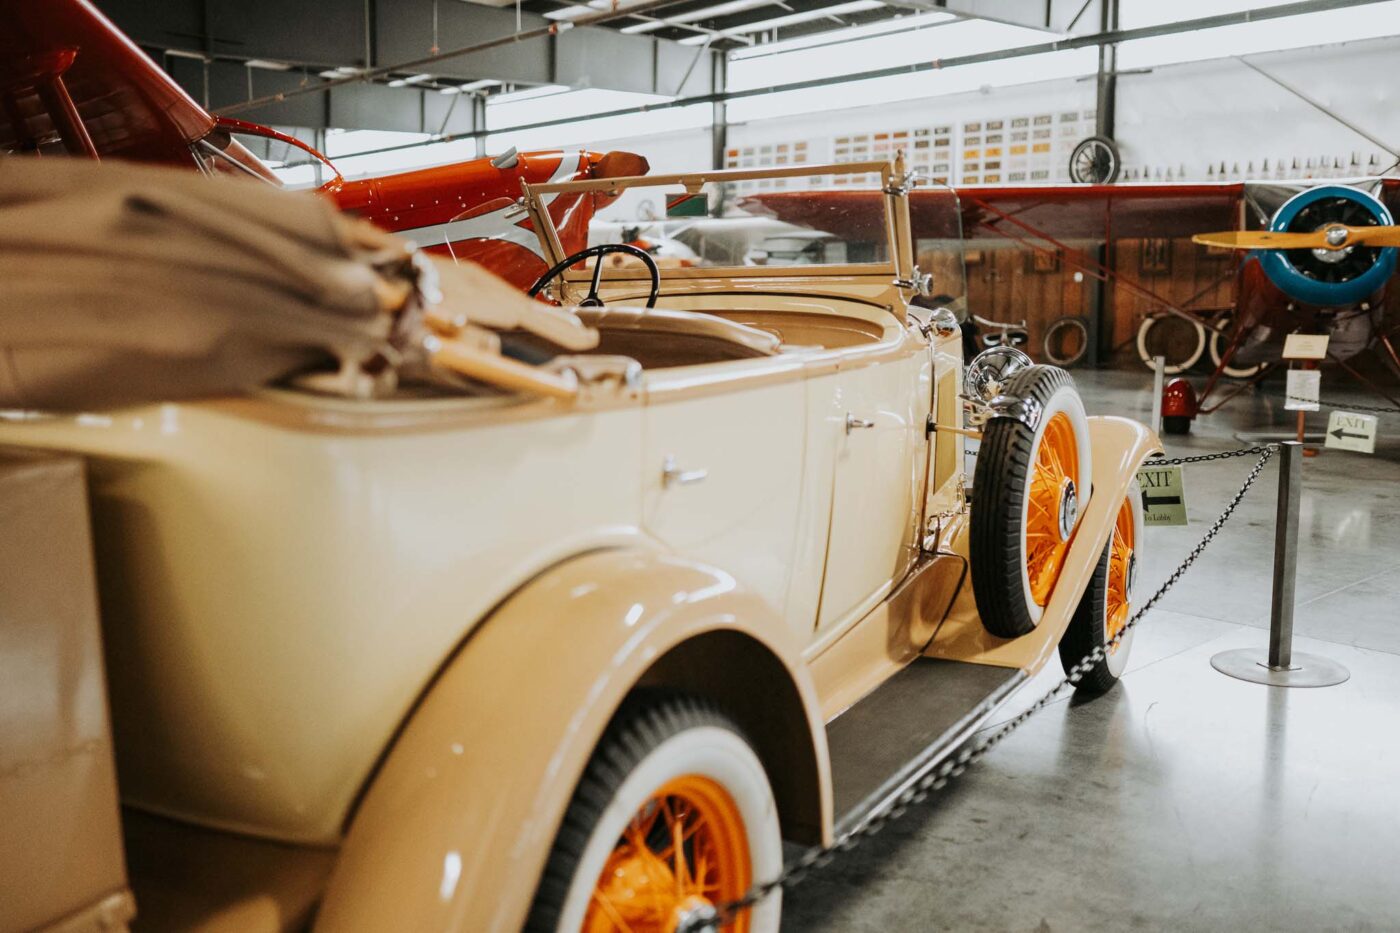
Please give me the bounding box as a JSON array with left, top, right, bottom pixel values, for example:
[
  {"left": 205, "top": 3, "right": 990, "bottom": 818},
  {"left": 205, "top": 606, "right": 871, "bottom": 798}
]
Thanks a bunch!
[
  {"left": 1268, "top": 440, "right": 1299, "bottom": 670},
  {"left": 1211, "top": 442, "right": 1349, "bottom": 687},
  {"left": 1151, "top": 354, "right": 1164, "bottom": 434}
]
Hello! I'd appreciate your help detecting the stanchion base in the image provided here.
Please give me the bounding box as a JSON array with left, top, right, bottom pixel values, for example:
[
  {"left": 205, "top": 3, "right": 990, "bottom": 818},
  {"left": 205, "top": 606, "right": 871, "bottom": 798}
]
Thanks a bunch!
[
  {"left": 1233, "top": 431, "right": 1326, "bottom": 445},
  {"left": 1210, "top": 648, "right": 1350, "bottom": 687}
]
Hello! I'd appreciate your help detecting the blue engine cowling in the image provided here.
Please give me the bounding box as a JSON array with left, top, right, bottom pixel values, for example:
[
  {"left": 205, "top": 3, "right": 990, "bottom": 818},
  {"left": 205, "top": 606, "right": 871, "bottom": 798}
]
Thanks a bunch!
[{"left": 1254, "top": 184, "right": 1397, "bottom": 307}]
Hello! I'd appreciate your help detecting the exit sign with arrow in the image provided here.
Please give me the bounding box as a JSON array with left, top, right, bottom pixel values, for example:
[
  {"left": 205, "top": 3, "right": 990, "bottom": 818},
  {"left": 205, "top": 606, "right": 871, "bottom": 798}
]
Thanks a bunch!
[
  {"left": 1135, "top": 463, "right": 1188, "bottom": 526},
  {"left": 1324, "top": 410, "right": 1378, "bottom": 454}
]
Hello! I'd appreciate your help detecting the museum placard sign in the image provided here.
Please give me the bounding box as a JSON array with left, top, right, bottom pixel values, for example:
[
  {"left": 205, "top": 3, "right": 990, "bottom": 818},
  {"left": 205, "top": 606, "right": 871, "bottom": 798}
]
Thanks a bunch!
[
  {"left": 1284, "top": 369, "right": 1320, "bottom": 411},
  {"left": 1282, "top": 333, "right": 1330, "bottom": 360}
]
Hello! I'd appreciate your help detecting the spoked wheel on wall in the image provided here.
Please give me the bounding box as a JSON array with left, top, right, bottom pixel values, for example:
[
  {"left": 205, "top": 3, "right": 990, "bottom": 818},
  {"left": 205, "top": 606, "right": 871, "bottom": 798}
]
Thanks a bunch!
[
  {"left": 1068, "top": 135, "right": 1121, "bottom": 184},
  {"left": 526, "top": 695, "right": 782, "bottom": 933},
  {"left": 970, "top": 365, "right": 1093, "bottom": 638},
  {"left": 1058, "top": 482, "right": 1144, "bottom": 694}
]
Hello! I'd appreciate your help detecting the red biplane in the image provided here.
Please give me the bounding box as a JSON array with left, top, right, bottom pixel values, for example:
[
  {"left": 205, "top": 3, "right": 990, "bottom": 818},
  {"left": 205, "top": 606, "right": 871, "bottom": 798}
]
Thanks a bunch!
[
  {"left": 746, "top": 175, "right": 1400, "bottom": 428},
  {"left": 0, "top": 0, "right": 647, "bottom": 291}
]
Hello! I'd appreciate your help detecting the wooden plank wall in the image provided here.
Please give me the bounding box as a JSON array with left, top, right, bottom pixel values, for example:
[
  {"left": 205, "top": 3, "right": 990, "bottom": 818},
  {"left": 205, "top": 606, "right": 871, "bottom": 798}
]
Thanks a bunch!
[{"left": 948, "top": 237, "right": 1238, "bottom": 364}]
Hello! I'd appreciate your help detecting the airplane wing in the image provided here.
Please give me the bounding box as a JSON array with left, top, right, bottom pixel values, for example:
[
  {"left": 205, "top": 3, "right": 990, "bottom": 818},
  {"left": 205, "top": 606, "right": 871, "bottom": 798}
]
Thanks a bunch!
[
  {"left": 960, "top": 183, "right": 1243, "bottom": 242},
  {"left": 742, "top": 182, "right": 1247, "bottom": 245},
  {"left": 1, "top": 0, "right": 215, "bottom": 165}
]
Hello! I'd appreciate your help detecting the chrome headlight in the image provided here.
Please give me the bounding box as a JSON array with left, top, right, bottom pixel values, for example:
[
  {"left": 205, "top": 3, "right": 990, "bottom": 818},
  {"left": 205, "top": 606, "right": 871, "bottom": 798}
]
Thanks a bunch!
[{"left": 966, "top": 346, "right": 1032, "bottom": 401}]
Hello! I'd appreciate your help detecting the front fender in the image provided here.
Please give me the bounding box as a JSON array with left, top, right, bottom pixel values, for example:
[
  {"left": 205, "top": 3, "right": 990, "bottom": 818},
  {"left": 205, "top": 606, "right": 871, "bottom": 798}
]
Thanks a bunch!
[
  {"left": 929, "top": 416, "right": 1161, "bottom": 671},
  {"left": 1022, "top": 415, "right": 1162, "bottom": 671},
  {"left": 316, "top": 548, "right": 826, "bottom": 933}
]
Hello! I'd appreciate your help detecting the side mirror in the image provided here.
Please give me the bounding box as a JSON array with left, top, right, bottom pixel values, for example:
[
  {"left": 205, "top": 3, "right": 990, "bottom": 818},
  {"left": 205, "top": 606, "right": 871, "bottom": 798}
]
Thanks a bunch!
[{"left": 966, "top": 346, "right": 1032, "bottom": 401}]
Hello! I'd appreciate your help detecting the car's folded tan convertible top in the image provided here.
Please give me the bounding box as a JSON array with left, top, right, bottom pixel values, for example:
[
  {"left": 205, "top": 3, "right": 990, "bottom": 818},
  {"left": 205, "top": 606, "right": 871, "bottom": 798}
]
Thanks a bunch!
[{"left": 0, "top": 158, "right": 597, "bottom": 410}]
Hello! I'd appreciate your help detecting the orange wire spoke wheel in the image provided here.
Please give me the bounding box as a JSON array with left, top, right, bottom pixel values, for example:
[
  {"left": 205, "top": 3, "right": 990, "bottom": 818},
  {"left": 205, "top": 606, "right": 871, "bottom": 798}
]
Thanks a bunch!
[
  {"left": 585, "top": 775, "right": 753, "bottom": 933},
  {"left": 1104, "top": 495, "right": 1136, "bottom": 651},
  {"left": 1025, "top": 411, "right": 1081, "bottom": 607},
  {"left": 1057, "top": 480, "right": 1143, "bottom": 695}
]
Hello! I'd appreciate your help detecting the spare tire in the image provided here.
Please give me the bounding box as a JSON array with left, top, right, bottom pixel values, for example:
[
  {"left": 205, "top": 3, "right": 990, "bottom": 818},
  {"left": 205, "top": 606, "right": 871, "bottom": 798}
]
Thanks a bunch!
[{"left": 971, "top": 365, "right": 1092, "bottom": 638}]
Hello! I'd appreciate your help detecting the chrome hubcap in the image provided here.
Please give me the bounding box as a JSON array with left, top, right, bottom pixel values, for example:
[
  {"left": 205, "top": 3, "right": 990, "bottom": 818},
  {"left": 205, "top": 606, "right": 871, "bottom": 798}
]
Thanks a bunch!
[{"left": 1057, "top": 479, "right": 1078, "bottom": 542}]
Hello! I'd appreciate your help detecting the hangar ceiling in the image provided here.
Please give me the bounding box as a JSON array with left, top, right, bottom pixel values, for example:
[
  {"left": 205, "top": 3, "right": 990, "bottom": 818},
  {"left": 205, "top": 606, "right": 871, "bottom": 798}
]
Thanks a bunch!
[{"left": 93, "top": 0, "right": 1104, "bottom": 133}]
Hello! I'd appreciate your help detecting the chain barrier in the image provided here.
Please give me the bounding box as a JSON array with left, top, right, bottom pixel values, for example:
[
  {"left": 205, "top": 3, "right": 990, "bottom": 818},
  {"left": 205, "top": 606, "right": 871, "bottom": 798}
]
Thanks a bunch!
[
  {"left": 1283, "top": 394, "right": 1400, "bottom": 415},
  {"left": 1149, "top": 444, "right": 1278, "bottom": 467},
  {"left": 680, "top": 443, "right": 1281, "bottom": 933}
]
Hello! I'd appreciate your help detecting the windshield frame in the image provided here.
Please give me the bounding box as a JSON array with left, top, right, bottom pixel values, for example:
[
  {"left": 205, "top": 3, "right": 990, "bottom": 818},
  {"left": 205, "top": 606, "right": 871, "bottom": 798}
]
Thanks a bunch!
[
  {"left": 213, "top": 116, "right": 344, "bottom": 188},
  {"left": 520, "top": 158, "right": 915, "bottom": 288}
]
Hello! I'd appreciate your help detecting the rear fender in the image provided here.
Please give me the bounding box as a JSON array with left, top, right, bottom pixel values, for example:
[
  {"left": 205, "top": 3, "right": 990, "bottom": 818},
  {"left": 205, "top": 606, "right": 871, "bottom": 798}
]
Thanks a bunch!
[{"left": 315, "top": 548, "right": 827, "bottom": 933}]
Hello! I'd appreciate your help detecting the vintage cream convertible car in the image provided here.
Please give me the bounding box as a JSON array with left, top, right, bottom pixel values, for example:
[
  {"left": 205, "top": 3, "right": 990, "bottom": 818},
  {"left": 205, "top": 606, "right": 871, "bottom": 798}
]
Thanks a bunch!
[{"left": 0, "top": 157, "right": 1156, "bottom": 932}]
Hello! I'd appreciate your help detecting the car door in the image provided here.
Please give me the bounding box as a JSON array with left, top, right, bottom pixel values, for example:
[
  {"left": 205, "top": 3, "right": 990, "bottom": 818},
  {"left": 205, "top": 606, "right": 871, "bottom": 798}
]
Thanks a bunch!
[
  {"left": 641, "top": 374, "right": 807, "bottom": 620},
  {"left": 815, "top": 351, "right": 926, "bottom": 632}
]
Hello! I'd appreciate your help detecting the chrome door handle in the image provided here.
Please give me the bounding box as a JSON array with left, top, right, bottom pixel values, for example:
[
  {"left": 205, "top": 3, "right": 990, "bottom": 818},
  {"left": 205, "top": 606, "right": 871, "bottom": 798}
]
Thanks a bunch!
[
  {"left": 845, "top": 413, "right": 875, "bottom": 434},
  {"left": 662, "top": 455, "right": 708, "bottom": 488}
]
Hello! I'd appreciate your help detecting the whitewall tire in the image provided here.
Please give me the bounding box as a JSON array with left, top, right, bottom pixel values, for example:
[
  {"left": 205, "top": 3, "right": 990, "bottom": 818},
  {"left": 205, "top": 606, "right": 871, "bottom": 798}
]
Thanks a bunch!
[{"left": 526, "top": 695, "right": 783, "bottom": 933}]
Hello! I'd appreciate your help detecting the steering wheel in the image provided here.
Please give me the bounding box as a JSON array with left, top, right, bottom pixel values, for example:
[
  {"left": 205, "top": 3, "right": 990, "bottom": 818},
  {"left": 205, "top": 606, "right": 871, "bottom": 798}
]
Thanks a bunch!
[{"left": 527, "top": 243, "right": 660, "bottom": 309}]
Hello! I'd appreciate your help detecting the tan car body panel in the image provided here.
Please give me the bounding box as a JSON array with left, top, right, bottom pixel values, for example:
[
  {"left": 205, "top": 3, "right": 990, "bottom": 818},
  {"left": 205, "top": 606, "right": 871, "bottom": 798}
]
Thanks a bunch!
[{"left": 0, "top": 397, "right": 650, "bottom": 843}]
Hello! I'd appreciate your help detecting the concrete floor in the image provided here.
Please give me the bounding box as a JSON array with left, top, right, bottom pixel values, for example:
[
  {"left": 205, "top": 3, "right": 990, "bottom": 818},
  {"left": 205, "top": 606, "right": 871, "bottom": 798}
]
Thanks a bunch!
[{"left": 782, "top": 369, "right": 1400, "bottom": 933}]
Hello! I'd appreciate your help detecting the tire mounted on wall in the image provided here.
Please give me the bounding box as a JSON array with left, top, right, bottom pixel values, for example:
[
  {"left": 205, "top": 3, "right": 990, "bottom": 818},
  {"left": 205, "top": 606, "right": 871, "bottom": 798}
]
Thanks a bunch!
[{"left": 970, "top": 365, "right": 1092, "bottom": 638}]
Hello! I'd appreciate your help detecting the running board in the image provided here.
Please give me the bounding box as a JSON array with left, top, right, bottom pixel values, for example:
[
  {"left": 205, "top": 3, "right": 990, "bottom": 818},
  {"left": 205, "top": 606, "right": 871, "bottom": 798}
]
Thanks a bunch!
[{"left": 826, "top": 658, "right": 1026, "bottom": 836}]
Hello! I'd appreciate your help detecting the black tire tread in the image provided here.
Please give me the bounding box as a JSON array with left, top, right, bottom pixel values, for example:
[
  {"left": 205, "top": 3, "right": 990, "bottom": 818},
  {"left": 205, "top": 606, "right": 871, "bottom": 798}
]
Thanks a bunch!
[
  {"left": 970, "top": 365, "right": 1080, "bottom": 639},
  {"left": 1057, "top": 538, "right": 1118, "bottom": 695},
  {"left": 523, "top": 693, "right": 748, "bottom": 933}
]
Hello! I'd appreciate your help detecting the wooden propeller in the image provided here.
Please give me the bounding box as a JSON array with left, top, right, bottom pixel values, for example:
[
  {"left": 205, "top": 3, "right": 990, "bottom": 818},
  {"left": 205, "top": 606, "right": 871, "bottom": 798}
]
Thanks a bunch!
[{"left": 1193, "top": 223, "right": 1400, "bottom": 250}]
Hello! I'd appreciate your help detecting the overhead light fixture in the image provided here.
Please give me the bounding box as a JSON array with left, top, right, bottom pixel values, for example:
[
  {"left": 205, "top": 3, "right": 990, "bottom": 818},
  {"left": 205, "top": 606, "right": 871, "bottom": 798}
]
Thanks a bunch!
[
  {"left": 623, "top": 0, "right": 781, "bottom": 34},
  {"left": 245, "top": 59, "right": 293, "bottom": 71},
  {"left": 545, "top": 0, "right": 609, "bottom": 20},
  {"left": 729, "top": 10, "right": 954, "bottom": 58},
  {"left": 490, "top": 83, "right": 570, "bottom": 104},
  {"left": 545, "top": 0, "right": 654, "bottom": 21},
  {"left": 165, "top": 48, "right": 209, "bottom": 62},
  {"left": 387, "top": 73, "right": 434, "bottom": 88},
  {"left": 677, "top": 0, "right": 884, "bottom": 43}
]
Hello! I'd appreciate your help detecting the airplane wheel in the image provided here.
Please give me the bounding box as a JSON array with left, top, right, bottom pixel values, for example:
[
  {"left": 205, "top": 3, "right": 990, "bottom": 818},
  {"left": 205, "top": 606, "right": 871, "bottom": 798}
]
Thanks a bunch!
[
  {"left": 1059, "top": 481, "right": 1143, "bottom": 695},
  {"left": 525, "top": 695, "right": 782, "bottom": 933},
  {"left": 1162, "top": 415, "right": 1192, "bottom": 435},
  {"left": 1136, "top": 313, "right": 1205, "bottom": 374},
  {"left": 1208, "top": 316, "right": 1265, "bottom": 379},
  {"left": 971, "top": 366, "right": 1092, "bottom": 638}
]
